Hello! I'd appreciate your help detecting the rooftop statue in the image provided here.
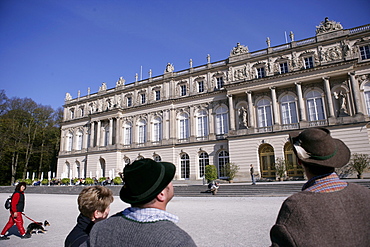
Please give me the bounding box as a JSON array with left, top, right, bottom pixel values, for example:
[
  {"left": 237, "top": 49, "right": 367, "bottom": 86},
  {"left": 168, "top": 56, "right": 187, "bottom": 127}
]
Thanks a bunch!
[{"left": 230, "top": 43, "right": 249, "bottom": 56}]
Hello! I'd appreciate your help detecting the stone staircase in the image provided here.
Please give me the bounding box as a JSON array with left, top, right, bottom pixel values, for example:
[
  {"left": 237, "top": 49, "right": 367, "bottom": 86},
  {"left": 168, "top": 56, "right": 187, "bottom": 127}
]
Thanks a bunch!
[{"left": 0, "top": 180, "right": 369, "bottom": 197}]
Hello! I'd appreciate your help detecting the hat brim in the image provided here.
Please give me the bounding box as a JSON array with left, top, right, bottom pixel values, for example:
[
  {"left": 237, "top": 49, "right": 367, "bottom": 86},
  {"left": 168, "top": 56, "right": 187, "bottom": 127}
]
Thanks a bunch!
[
  {"left": 289, "top": 131, "right": 351, "bottom": 168},
  {"left": 120, "top": 161, "right": 176, "bottom": 204}
]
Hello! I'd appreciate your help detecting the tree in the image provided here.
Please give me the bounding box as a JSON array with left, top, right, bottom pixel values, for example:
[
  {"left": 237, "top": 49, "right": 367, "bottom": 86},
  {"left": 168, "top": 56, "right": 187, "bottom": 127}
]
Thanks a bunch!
[
  {"left": 224, "top": 162, "right": 240, "bottom": 181},
  {"left": 205, "top": 165, "right": 217, "bottom": 183},
  {"left": 349, "top": 153, "right": 370, "bottom": 179}
]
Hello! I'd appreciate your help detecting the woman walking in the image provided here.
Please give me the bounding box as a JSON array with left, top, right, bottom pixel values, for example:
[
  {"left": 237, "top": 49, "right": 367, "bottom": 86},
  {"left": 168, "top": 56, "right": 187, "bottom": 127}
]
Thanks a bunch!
[{"left": 0, "top": 182, "right": 31, "bottom": 240}]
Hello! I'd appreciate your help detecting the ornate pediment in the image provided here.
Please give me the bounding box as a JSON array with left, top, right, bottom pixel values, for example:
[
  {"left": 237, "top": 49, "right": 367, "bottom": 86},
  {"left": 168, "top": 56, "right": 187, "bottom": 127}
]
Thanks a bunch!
[
  {"left": 316, "top": 17, "right": 343, "bottom": 35},
  {"left": 230, "top": 43, "right": 249, "bottom": 56}
]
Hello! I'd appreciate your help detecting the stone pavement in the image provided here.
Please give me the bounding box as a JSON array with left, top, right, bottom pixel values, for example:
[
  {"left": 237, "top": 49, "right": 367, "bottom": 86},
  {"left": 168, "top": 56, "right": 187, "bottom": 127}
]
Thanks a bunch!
[{"left": 0, "top": 193, "right": 286, "bottom": 247}]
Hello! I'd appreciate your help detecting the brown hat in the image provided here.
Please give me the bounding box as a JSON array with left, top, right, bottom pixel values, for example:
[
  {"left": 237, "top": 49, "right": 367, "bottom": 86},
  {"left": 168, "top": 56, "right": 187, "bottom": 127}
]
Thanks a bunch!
[{"left": 289, "top": 127, "right": 350, "bottom": 168}]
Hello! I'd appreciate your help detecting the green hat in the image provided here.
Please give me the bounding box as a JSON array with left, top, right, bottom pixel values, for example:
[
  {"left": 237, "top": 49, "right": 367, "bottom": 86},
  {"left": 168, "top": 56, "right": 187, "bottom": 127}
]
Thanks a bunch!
[{"left": 120, "top": 158, "right": 176, "bottom": 204}]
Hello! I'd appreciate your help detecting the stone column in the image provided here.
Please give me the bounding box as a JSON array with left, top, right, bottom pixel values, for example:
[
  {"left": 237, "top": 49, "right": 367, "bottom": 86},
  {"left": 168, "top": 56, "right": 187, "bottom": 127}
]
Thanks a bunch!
[
  {"left": 109, "top": 118, "right": 113, "bottom": 145},
  {"left": 295, "top": 82, "right": 307, "bottom": 121},
  {"left": 96, "top": 120, "right": 101, "bottom": 147},
  {"left": 208, "top": 106, "right": 215, "bottom": 139},
  {"left": 169, "top": 106, "right": 176, "bottom": 142},
  {"left": 270, "top": 87, "right": 279, "bottom": 125},
  {"left": 227, "top": 95, "right": 236, "bottom": 130},
  {"left": 348, "top": 72, "right": 363, "bottom": 115},
  {"left": 323, "top": 77, "right": 335, "bottom": 118},
  {"left": 83, "top": 126, "right": 88, "bottom": 149},
  {"left": 247, "top": 91, "right": 255, "bottom": 128},
  {"left": 90, "top": 122, "right": 95, "bottom": 147}
]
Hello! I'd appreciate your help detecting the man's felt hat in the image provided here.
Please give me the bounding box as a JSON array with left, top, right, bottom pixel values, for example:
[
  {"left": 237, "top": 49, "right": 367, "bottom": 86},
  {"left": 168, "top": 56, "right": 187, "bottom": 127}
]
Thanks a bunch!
[
  {"left": 120, "top": 158, "right": 176, "bottom": 204},
  {"left": 289, "top": 127, "right": 350, "bottom": 168}
]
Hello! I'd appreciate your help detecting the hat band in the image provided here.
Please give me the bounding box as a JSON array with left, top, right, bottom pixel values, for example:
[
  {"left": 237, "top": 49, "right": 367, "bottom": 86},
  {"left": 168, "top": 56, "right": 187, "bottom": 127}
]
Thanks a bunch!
[
  {"left": 130, "top": 165, "right": 165, "bottom": 201},
  {"left": 309, "top": 148, "right": 337, "bottom": 160}
]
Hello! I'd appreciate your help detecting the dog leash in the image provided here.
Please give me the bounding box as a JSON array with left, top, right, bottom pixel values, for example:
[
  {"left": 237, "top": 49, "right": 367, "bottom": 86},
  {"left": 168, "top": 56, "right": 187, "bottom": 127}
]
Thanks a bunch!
[{"left": 21, "top": 213, "right": 42, "bottom": 225}]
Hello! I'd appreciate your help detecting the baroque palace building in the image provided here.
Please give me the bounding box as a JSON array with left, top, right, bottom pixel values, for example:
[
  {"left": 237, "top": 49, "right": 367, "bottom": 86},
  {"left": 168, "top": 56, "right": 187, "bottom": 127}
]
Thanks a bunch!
[{"left": 57, "top": 18, "right": 370, "bottom": 182}]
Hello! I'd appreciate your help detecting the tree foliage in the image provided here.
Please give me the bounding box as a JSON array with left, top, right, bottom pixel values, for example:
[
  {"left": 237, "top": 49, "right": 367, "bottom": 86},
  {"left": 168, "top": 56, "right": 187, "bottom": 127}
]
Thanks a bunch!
[{"left": 0, "top": 90, "right": 61, "bottom": 185}]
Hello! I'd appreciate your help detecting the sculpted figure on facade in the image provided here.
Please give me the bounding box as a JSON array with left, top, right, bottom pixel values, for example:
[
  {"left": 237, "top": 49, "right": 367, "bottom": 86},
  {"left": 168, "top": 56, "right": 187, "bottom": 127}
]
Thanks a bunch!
[
  {"left": 116, "top": 77, "right": 125, "bottom": 87},
  {"left": 234, "top": 66, "right": 248, "bottom": 80},
  {"left": 325, "top": 46, "right": 342, "bottom": 62},
  {"left": 289, "top": 31, "right": 294, "bottom": 42},
  {"left": 334, "top": 91, "right": 349, "bottom": 116},
  {"left": 99, "top": 82, "right": 107, "bottom": 92},
  {"left": 165, "top": 63, "right": 174, "bottom": 73},
  {"left": 230, "top": 43, "right": 249, "bottom": 56},
  {"left": 316, "top": 17, "right": 343, "bottom": 34},
  {"left": 238, "top": 106, "right": 248, "bottom": 128},
  {"left": 292, "top": 52, "right": 299, "bottom": 69},
  {"left": 341, "top": 40, "right": 351, "bottom": 59},
  {"left": 65, "top": 92, "right": 72, "bottom": 101}
]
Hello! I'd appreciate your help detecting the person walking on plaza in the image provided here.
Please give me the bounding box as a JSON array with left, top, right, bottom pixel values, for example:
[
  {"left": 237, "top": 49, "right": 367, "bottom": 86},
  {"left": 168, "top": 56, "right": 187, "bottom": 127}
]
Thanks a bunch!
[
  {"left": 65, "top": 185, "right": 114, "bottom": 247},
  {"left": 250, "top": 164, "right": 256, "bottom": 185},
  {"left": 270, "top": 127, "right": 370, "bottom": 247},
  {"left": 0, "top": 182, "right": 31, "bottom": 240},
  {"left": 85, "top": 158, "right": 196, "bottom": 247}
]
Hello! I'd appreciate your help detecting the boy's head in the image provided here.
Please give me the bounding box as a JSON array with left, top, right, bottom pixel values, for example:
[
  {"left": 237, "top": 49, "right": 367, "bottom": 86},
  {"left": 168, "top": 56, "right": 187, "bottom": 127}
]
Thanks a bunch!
[{"left": 78, "top": 186, "right": 114, "bottom": 221}]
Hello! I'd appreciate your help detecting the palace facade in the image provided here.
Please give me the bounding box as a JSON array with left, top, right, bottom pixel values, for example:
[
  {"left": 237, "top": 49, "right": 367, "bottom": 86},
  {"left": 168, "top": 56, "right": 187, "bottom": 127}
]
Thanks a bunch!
[{"left": 57, "top": 18, "right": 370, "bottom": 182}]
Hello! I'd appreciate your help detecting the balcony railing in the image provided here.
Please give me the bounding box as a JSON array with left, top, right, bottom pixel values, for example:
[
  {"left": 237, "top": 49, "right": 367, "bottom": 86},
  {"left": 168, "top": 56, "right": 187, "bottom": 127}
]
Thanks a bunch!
[
  {"left": 256, "top": 126, "right": 273, "bottom": 133},
  {"left": 281, "top": 123, "right": 300, "bottom": 130},
  {"left": 308, "top": 120, "right": 328, "bottom": 127}
]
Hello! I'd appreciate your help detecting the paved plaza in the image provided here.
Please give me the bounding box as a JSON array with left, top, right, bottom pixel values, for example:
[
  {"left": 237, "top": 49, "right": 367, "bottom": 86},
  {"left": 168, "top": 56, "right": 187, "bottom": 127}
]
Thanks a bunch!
[{"left": 0, "top": 193, "right": 286, "bottom": 247}]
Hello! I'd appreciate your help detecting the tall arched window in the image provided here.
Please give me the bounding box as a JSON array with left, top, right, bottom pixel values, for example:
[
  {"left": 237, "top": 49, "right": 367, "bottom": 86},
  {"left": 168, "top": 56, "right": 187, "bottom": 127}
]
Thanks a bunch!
[
  {"left": 66, "top": 132, "right": 73, "bottom": 151},
  {"left": 75, "top": 161, "right": 81, "bottom": 178},
  {"left": 123, "top": 122, "right": 132, "bottom": 145},
  {"left": 364, "top": 82, "right": 370, "bottom": 116},
  {"left": 257, "top": 98, "right": 272, "bottom": 127},
  {"left": 178, "top": 112, "right": 189, "bottom": 139},
  {"left": 180, "top": 153, "right": 190, "bottom": 179},
  {"left": 138, "top": 119, "right": 147, "bottom": 144},
  {"left": 280, "top": 95, "right": 298, "bottom": 124},
  {"left": 218, "top": 150, "right": 229, "bottom": 178},
  {"left": 215, "top": 106, "right": 229, "bottom": 135},
  {"left": 199, "top": 152, "right": 209, "bottom": 178},
  {"left": 197, "top": 109, "right": 208, "bottom": 137},
  {"left": 152, "top": 117, "right": 162, "bottom": 142},
  {"left": 104, "top": 124, "right": 110, "bottom": 146},
  {"left": 259, "top": 144, "right": 275, "bottom": 179},
  {"left": 76, "top": 130, "right": 83, "bottom": 150},
  {"left": 306, "top": 90, "right": 325, "bottom": 121}
]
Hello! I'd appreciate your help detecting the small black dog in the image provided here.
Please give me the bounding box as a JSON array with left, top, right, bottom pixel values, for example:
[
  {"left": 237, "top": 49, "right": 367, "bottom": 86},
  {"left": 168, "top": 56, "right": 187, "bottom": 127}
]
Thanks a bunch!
[{"left": 26, "top": 220, "right": 50, "bottom": 234}]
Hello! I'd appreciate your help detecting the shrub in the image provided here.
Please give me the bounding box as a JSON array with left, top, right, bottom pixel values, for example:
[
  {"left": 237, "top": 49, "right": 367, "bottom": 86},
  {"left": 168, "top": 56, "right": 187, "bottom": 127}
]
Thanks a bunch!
[
  {"left": 84, "top": 178, "right": 94, "bottom": 185},
  {"left": 113, "top": 177, "right": 123, "bottom": 185},
  {"left": 349, "top": 153, "right": 370, "bottom": 178},
  {"left": 23, "top": 179, "right": 32, "bottom": 185},
  {"left": 41, "top": 179, "right": 49, "bottom": 185},
  {"left": 61, "top": 178, "right": 70, "bottom": 185},
  {"left": 98, "top": 177, "right": 106, "bottom": 183},
  {"left": 275, "top": 157, "right": 288, "bottom": 180},
  {"left": 224, "top": 163, "right": 240, "bottom": 181},
  {"left": 205, "top": 165, "right": 217, "bottom": 183}
]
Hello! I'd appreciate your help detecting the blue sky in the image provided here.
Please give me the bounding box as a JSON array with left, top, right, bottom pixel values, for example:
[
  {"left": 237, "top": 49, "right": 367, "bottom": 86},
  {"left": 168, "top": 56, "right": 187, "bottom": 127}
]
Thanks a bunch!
[{"left": 1, "top": 0, "right": 369, "bottom": 110}]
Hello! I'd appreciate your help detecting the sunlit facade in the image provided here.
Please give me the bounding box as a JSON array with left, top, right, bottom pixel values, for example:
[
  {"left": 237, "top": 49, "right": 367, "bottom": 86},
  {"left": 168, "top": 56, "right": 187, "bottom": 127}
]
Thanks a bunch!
[{"left": 57, "top": 18, "right": 370, "bottom": 182}]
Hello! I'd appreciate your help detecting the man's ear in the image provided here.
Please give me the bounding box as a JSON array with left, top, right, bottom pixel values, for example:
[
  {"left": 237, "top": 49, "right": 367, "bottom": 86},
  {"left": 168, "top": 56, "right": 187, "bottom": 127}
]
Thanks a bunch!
[
  {"left": 156, "top": 188, "right": 167, "bottom": 202},
  {"left": 92, "top": 210, "right": 102, "bottom": 221}
]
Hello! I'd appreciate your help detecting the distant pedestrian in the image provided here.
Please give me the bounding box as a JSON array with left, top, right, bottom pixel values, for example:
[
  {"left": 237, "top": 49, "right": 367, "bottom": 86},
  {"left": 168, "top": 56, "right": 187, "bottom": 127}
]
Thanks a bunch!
[
  {"left": 0, "top": 182, "right": 31, "bottom": 240},
  {"left": 250, "top": 164, "right": 256, "bottom": 185},
  {"left": 270, "top": 127, "right": 370, "bottom": 246},
  {"left": 65, "top": 186, "right": 113, "bottom": 247}
]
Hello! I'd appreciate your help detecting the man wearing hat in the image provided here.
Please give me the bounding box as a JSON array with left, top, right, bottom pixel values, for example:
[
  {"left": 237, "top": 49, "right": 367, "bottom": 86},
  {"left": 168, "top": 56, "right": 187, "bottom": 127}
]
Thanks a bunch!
[
  {"left": 85, "top": 158, "right": 196, "bottom": 247},
  {"left": 270, "top": 127, "right": 370, "bottom": 247}
]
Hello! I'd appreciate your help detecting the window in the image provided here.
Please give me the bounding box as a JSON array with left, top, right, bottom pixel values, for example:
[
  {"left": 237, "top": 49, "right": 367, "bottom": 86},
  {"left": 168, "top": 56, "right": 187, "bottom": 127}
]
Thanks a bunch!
[
  {"left": 66, "top": 132, "right": 73, "bottom": 151},
  {"left": 218, "top": 151, "right": 229, "bottom": 178},
  {"left": 141, "top": 94, "right": 146, "bottom": 104},
  {"left": 104, "top": 124, "right": 109, "bottom": 146},
  {"left": 80, "top": 107, "right": 85, "bottom": 117},
  {"left": 279, "top": 62, "right": 289, "bottom": 74},
  {"left": 215, "top": 106, "right": 229, "bottom": 135},
  {"left": 216, "top": 77, "right": 224, "bottom": 89},
  {"left": 304, "top": 56, "right": 314, "bottom": 69},
  {"left": 178, "top": 112, "right": 189, "bottom": 139},
  {"left": 138, "top": 120, "right": 147, "bottom": 144},
  {"left": 70, "top": 109, "right": 75, "bottom": 119},
  {"left": 123, "top": 122, "right": 132, "bottom": 145},
  {"left": 180, "top": 85, "right": 187, "bottom": 96},
  {"left": 127, "top": 97, "right": 132, "bottom": 107},
  {"left": 197, "top": 110, "right": 208, "bottom": 137},
  {"left": 198, "top": 81, "right": 204, "bottom": 93},
  {"left": 199, "top": 152, "right": 209, "bottom": 178},
  {"left": 257, "top": 67, "right": 265, "bottom": 78},
  {"left": 155, "top": 90, "right": 161, "bottom": 101},
  {"left": 76, "top": 130, "right": 83, "bottom": 150},
  {"left": 152, "top": 117, "right": 162, "bottom": 142},
  {"left": 360, "top": 45, "right": 370, "bottom": 60},
  {"left": 180, "top": 153, "right": 190, "bottom": 179},
  {"left": 280, "top": 95, "right": 298, "bottom": 124},
  {"left": 306, "top": 90, "right": 325, "bottom": 121},
  {"left": 363, "top": 82, "right": 370, "bottom": 116},
  {"left": 257, "top": 99, "right": 272, "bottom": 127}
]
